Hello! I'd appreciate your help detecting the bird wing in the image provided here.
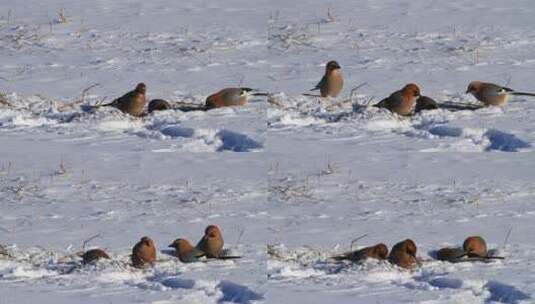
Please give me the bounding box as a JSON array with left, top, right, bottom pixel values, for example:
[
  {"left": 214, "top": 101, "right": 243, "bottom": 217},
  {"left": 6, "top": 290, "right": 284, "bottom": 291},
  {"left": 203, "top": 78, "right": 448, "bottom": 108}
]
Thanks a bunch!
[
  {"left": 374, "top": 91, "right": 402, "bottom": 109},
  {"left": 191, "top": 247, "right": 206, "bottom": 258},
  {"left": 111, "top": 91, "right": 135, "bottom": 107},
  {"left": 221, "top": 88, "right": 241, "bottom": 103},
  {"left": 195, "top": 235, "right": 207, "bottom": 250},
  {"left": 311, "top": 75, "right": 327, "bottom": 91},
  {"left": 485, "top": 83, "right": 509, "bottom": 96}
]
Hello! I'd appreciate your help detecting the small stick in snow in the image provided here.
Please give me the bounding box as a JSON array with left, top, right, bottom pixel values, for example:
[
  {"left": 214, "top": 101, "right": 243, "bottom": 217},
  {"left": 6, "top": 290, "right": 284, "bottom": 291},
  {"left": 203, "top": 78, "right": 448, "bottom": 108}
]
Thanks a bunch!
[
  {"left": 82, "top": 233, "right": 101, "bottom": 251},
  {"left": 0, "top": 244, "right": 14, "bottom": 259},
  {"left": 504, "top": 75, "right": 512, "bottom": 87},
  {"left": 502, "top": 227, "right": 513, "bottom": 249},
  {"left": 237, "top": 75, "right": 245, "bottom": 87},
  {"left": 350, "top": 234, "right": 368, "bottom": 251},
  {"left": 56, "top": 83, "right": 100, "bottom": 112},
  {"left": 234, "top": 228, "right": 245, "bottom": 248},
  {"left": 93, "top": 96, "right": 108, "bottom": 107},
  {"left": 0, "top": 91, "right": 14, "bottom": 108}
]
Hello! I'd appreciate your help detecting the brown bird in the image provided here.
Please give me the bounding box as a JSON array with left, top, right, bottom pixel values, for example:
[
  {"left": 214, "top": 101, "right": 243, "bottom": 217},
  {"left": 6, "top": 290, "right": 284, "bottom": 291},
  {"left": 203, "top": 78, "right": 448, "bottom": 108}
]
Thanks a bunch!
[
  {"left": 332, "top": 243, "right": 389, "bottom": 262},
  {"left": 168, "top": 238, "right": 206, "bottom": 263},
  {"left": 462, "top": 236, "right": 487, "bottom": 258},
  {"left": 466, "top": 81, "right": 535, "bottom": 106},
  {"left": 415, "top": 95, "right": 438, "bottom": 113},
  {"left": 311, "top": 60, "right": 343, "bottom": 97},
  {"left": 435, "top": 247, "right": 466, "bottom": 261},
  {"left": 148, "top": 99, "right": 171, "bottom": 113},
  {"left": 102, "top": 83, "right": 146, "bottom": 116},
  {"left": 374, "top": 83, "right": 421, "bottom": 116},
  {"left": 82, "top": 248, "right": 111, "bottom": 264},
  {"left": 388, "top": 239, "right": 419, "bottom": 269},
  {"left": 131, "top": 236, "right": 156, "bottom": 268},
  {"left": 205, "top": 88, "right": 253, "bottom": 110},
  {"left": 196, "top": 225, "right": 224, "bottom": 258}
]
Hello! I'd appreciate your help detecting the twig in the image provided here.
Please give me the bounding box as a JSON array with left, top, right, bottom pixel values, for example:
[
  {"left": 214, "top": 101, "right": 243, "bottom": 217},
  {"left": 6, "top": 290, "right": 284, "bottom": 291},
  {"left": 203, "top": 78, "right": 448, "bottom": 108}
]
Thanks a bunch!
[
  {"left": 237, "top": 75, "right": 245, "bottom": 87},
  {"left": 94, "top": 96, "right": 108, "bottom": 107},
  {"left": 327, "top": 8, "right": 336, "bottom": 22},
  {"left": 349, "top": 233, "right": 368, "bottom": 251},
  {"left": 350, "top": 82, "right": 368, "bottom": 101},
  {"left": 82, "top": 233, "right": 101, "bottom": 251},
  {"left": 56, "top": 83, "right": 100, "bottom": 112},
  {"left": 363, "top": 96, "right": 375, "bottom": 106},
  {"left": 504, "top": 76, "right": 512, "bottom": 87},
  {"left": 0, "top": 91, "right": 14, "bottom": 108},
  {"left": 267, "top": 94, "right": 285, "bottom": 108},
  {"left": 502, "top": 227, "right": 512, "bottom": 248},
  {"left": 234, "top": 228, "right": 245, "bottom": 248},
  {"left": 0, "top": 244, "right": 14, "bottom": 258}
]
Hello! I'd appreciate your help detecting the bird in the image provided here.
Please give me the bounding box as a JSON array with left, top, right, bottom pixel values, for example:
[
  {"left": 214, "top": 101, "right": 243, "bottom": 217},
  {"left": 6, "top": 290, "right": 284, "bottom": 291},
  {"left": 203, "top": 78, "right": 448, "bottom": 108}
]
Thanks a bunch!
[
  {"left": 388, "top": 239, "right": 419, "bottom": 269},
  {"left": 148, "top": 99, "right": 171, "bottom": 113},
  {"left": 374, "top": 83, "right": 421, "bottom": 116},
  {"left": 131, "top": 236, "right": 156, "bottom": 268},
  {"left": 310, "top": 60, "right": 343, "bottom": 97},
  {"left": 168, "top": 238, "right": 206, "bottom": 263},
  {"left": 414, "top": 95, "right": 438, "bottom": 113},
  {"left": 205, "top": 88, "right": 254, "bottom": 110},
  {"left": 435, "top": 247, "right": 466, "bottom": 261},
  {"left": 462, "top": 236, "right": 487, "bottom": 258},
  {"left": 102, "top": 83, "right": 147, "bottom": 116},
  {"left": 82, "top": 248, "right": 111, "bottom": 264},
  {"left": 196, "top": 225, "right": 224, "bottom": 258},
  {"left": 466, "top": 81, "right": 535, "bottom": 106},
  {"left": 331, "top": 243, "right": 389, "bottom": 262}
]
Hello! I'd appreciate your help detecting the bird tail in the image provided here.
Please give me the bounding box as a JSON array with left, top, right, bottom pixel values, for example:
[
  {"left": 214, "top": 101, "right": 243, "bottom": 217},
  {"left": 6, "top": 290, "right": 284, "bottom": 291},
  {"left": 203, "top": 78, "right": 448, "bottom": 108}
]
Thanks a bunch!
[
  {"left": 215, "top": 255, "right": 241, "bottom": 260},
  {"left": 373, "top": 99, "right": 387, "bottom": 108},
  {"left": 329, "top": 255, "right": 349, "bottom": 261},
  {"left": 511, "top": 92, "right": 535, "bottom": 97},
  {"left": 99, "top": 101, "right": 117, "bottom": 107}
]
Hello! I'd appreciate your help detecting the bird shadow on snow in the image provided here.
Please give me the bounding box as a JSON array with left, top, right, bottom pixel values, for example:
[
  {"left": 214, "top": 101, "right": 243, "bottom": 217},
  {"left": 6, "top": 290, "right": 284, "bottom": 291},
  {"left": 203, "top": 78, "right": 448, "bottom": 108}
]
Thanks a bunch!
[
  {"left": 409, "top": 272, "right": 531, "bottom": 304},
  {"left": 485, "top": 281, "right": 531, "bottom": 304},
  {"left": 414, "top": 124, "right": 531, "bottom": 152},
  {"left": 159, "top": 126, "right": 263, "bottom": 152},
  {"left": 217, "top": 280, "right": 265, "bottom": 304},
  {"left": 157, "top": 277, "right": 264, "bottom": 304}
]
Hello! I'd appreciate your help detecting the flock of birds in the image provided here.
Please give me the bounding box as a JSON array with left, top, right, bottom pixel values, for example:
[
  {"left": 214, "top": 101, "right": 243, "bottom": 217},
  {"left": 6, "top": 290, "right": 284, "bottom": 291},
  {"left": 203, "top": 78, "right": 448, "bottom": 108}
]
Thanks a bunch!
[
  {"left": 1, "top": 62, "right": 518, "bottom": 273},
  {"left": 81, "top": 225, "right": 240, "bottom": 267},
  {"left": 77, "top": 224, "right": 503, "bottom": 271},
  {"left": 71, "top": 60, "right": 519, "bottom": 270},
  {"left": 89, "top": 60, "right": 535, "bottom": 117},
  {"left": 331, "top": 236, "right": 504, "bottom": 269}
]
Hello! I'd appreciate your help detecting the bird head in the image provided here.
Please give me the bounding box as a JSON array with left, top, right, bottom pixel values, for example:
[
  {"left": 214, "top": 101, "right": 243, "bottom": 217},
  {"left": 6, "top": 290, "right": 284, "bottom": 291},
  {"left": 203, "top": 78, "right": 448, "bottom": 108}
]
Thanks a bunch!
[
  {"left": 402, "top": 239, "right": 417, "bottom": 257},
  {"left": 140, "top": 236, "right": 154, "bottom": 247},
  {"left": 462, "top": 236, "right": 487, "bottom": 257},
  {"left": 402, "top": 83, "right": 421, "bottom": 98},
  {"left": 135, "top": 83, "right": 146, "bottom": 94},
  {"left": 466, "top": 81, "right": 482, "bottom": 94},
  {"left": 326, "top": 60, "right": 341, "bottom": 72},
  {"left": 239, "top": 87, "right": 254, "bottom": 98},
  {"left": 374, "top": 243, "right": 389, "bottom": 259},
  {"left": 168, "top": 239, "right": 193, "bottom": 252},
  {"left": 204, "top": 225, "right": 222, "bottom": 238}
]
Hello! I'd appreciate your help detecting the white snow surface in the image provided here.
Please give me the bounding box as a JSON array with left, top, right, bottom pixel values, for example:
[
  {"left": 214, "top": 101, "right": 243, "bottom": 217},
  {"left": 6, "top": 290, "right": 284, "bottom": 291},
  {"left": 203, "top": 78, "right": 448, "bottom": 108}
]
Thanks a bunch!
[{"left": 1, "top": 0, "right": 535, "bottom": 303}]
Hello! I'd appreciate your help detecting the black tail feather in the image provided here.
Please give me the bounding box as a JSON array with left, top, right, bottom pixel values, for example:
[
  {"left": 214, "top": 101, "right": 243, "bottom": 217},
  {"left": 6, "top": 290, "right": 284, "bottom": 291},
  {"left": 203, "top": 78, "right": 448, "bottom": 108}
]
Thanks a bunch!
[{"left": 511, "top": 92, "right": 535, "bottom": 97}]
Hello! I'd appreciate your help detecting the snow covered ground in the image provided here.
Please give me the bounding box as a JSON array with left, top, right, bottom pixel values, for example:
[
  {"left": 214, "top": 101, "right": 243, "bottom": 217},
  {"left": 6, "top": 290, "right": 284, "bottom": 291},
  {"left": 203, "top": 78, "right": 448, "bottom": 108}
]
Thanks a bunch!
[{"left": 2, "top": 0, "right": 535, "bottom": 303}]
